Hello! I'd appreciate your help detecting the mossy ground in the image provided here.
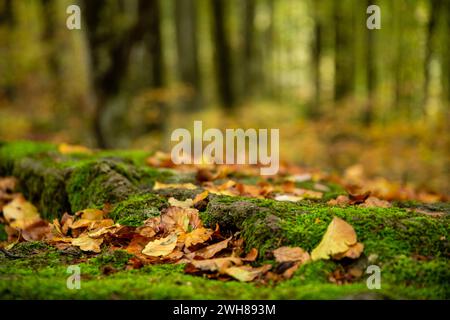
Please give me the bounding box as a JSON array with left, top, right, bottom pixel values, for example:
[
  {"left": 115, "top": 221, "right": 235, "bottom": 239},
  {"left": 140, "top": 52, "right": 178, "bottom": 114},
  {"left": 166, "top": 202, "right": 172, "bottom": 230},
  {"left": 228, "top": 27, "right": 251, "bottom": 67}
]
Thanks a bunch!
[
  {"left": 0, "top": 141, "right": 449, "bottom": 299},
  {"left": 1, "top": 242, "right": 446, "bottom": 299}
]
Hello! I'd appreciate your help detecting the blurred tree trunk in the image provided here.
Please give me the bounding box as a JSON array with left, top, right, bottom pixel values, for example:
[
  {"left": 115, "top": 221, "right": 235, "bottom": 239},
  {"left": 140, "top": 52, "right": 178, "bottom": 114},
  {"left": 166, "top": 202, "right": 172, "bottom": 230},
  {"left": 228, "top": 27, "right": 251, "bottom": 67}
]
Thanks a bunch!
[
  {"left": 262, "top": 0, "right": 274, "bottom": 97},
  {"left": 310, "top": 0, "right": 322, "bottom": 118},
  {"left": 0, "top": 0, "right": 13, "bottom": 25},
  {"left": 446, "top": 1, "right": 450, "bottom": 105},
  {"left": 423, "top": 0, "right": 442, "bottom": 111},
  {"left": 146, "top": 0, "right": 164, "bottom": 88},
  {"left": 174, "top": 0, "right": 201, "bottom": 111},
  {"left": 83, "top": 0, "right": 161, "bottom": 148},
  {"left": 242, "top": 0, "right": 256, "bottom": 98},
  {"left": 210, "top": 0, "right": 235, "bottom": 110},
  {"left": 364, "top": 0, "right": 377, "bottom": 125},
  {"left": 333, "top": 0, "right": 355, "bottom": 104},
  {"left": 0, "top": 0, "right": 15, "bottom": 100}
]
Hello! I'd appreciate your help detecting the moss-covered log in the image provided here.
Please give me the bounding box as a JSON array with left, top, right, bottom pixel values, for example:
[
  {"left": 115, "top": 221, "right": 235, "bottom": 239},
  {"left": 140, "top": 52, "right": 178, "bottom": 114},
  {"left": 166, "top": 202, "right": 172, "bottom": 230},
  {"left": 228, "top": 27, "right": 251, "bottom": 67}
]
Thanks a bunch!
[{"left": 1, "top": 141, "right": 449, "bottom": 299}]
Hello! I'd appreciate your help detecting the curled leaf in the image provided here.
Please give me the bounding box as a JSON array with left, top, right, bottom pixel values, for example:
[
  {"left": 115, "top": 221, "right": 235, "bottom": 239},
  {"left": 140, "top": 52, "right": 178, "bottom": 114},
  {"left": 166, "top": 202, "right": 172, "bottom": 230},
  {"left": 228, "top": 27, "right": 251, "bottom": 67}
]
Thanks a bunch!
[
  {"left": 142, "top": 233, "right": 178, "bottom": 257},
  {"left": 273, "top": 246, "right": 310, "bottom": 264},
  {"left": 311, "top": 217, "right": 359, "bottom": 261}
]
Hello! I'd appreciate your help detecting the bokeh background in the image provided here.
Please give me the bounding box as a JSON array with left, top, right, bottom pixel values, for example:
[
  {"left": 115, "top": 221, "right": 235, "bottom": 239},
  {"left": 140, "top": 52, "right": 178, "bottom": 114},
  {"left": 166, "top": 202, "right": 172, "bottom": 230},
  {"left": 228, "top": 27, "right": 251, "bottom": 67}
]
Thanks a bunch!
[{"left": 0, "top": 0, "right": 448, "bottom": 194}]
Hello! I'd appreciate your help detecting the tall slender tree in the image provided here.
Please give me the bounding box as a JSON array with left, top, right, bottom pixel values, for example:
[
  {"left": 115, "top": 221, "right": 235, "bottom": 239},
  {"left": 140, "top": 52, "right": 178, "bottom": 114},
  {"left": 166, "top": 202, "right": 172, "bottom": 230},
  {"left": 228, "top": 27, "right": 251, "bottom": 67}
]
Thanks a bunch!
[
  {"left": 423, "top": 0, "right": 442, "bottom": 111},
  {"left": 210, "top": 0, "right": 235, "bottom": 110},
  {"left": 333, "top": 0, "right": 355, "bottom": 104},
  {"left": 174, "top": 0, "right": 201, "bottom": 111}
]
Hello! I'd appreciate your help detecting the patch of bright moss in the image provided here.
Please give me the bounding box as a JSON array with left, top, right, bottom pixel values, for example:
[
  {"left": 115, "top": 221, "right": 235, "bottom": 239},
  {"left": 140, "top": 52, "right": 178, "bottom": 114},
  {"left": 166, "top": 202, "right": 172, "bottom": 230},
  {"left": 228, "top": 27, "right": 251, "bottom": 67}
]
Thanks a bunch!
[
  {"left": 0, "top": 224, "right": 7, "bottom": 241},
  {"left": 110, "top": 193, "right": 168, "bottom": 226},
  {"left": 89, "top": 250, "right": 133, "bottom": 269},
  {"left": 0, "top": 141, "right": 57, "bottom": 174}
]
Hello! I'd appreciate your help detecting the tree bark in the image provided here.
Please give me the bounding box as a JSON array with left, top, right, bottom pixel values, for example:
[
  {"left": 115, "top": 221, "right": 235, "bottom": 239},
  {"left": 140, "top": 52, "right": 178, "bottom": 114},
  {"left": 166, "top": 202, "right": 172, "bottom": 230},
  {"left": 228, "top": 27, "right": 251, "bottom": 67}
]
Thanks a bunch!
[
  {"left": 210, "top": 0, "right": 235, "bottom": 110},
  {"left": 174, "top": 0, "right": 201, "bottom": 111}
]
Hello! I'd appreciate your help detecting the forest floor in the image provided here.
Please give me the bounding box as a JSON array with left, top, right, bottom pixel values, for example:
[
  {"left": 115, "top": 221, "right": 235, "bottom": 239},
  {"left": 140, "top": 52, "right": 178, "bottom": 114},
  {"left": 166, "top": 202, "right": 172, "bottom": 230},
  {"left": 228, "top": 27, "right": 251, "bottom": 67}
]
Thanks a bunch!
[{"left": 0, "top": 141, "right": 449, "bottom": 299}]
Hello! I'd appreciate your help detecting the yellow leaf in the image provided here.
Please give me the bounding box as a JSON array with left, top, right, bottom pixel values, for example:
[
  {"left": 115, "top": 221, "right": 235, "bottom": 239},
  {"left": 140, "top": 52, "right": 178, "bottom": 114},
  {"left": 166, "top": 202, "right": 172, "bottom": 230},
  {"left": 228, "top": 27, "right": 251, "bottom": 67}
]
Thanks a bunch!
[
  {"left": 332, "top": 242, "right": 364, "bottom": 260},
  {"left": 58, "top": 143, "right": 93, "bottom": 155},
  {"left": 153, "top": 182, "right": 197, "bottom": 190},
  {"left": 311, "top": 217, "right": 358, "bottom": 261},
  {"left": 72, "top": 234, "right": 103, "bottom": 253},
  {"left": 193, "top": 191, "right": 209, "bottom": 204},
  {"left": 168, "top": 197, "right": 194, "bottom": 208},
  {"left": 224, "top": 265, "right": 269, "bottom": 282},
  {"left": 3, "top": 195, "right": 41, "bottom": 229},
  {"left": 142, "top": 233, "right": 178, "bottom": 257},
  {"left": 184, "top": 227, "right": 213, "bottom": 248},
  {"left": 77, "top": 208, "right": 104, "bottom": 220}
]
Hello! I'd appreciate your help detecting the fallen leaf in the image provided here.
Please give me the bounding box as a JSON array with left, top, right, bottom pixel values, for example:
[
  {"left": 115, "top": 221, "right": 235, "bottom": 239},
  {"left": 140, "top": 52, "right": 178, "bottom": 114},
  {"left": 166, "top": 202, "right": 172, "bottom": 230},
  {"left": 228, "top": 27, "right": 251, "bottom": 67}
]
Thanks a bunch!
[
  {"left": 274, "top": 194, "right": 303, "bottom": 202},
  {"left": 161, "top": 206, "right": 201, "bottom": 233},
  {"left": 183, "top": 227, "right": 214, "bottom": 248},
  {"left": 72, "top": 234, "right": 103, "bottom": 253},
  {"left": 311, "top": 217, "right": 359, "bottom": 261},
  {"left": 359, "top": 196, "right": 391, "bottom": 208},
  {"left": 22, "top": 220, "right": 51, "bottom": 241},
  {"left": 332, "top": 242, "right": 364, "bottom": 260},
  {"left": 193, "top": 191, "right": 209, "bottom": 204},
  {"left": 348, "top": 191, "right": 371, "bottom": 205},
  {"left": 76, "top": 208, "right": 104, "bottom": 220},
  {"left": 224, "top": 265, "right": 271, "bottom": 282},
  {"left": 242, "top": 248, "right": 258, "bottom": 262},
  {"left": 273, "top": 246, "right": 311, "bottom": 264},
  {"left": 186, "top": 257, "right": 242, "bottom": 273},
  {"left": 153, "top": 182, "right": 197, "bottom": 190},
  {"left": 168, "top": 197, "right": 194, "bottom": 208},
  {"left": 58, "top": 143, "right": 93, "bottom": 155},
  {"left": 281, "top": 262, "right": 300, "bottom": 279},
  {"left": 327, "top": 195, "right": 350, "bottom": 206},
  {"left": 187, "top": 237, "right": 231, "bottom": 259},
  {"left": 3, "top": 195, "right": 41, "bottom": 229},
  {"left": 142, "top": 233, "right": 178, "bottom": 257}
]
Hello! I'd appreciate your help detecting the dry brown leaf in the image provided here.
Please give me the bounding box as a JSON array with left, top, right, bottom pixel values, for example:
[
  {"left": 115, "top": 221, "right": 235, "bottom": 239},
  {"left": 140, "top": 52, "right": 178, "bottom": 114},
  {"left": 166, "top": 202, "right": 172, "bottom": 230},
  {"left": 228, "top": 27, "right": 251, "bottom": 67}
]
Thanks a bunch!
[
  {"left": 311, "top": 217, "right": 358, "bottom": 261},
  {"left": 22, "top": 220, "right": 51, "bottom": 241},
  {"left": 327, "top": 195, "right": 350, "bottom": 206},
  {"left": 359, "top": 196, "right": 391, "bottom": 208},
  {"left": 142, "top": 233, "right": 178, "bottom": 257},
  {"left": 332, "top": 242, "right": 364, "bottom": 260},
  {"left": 3, "top": 195, "right": 41, "bottom": 229},
  {"left": 168, "top": 197, "right": 194, "bottom": 208},
  {"left": 187, "top": 237, "right": 231, "bottom": 259},
  {"left": 242, "top": 248, "right": 258, "bottom": 262},
  {"left": 187, "top": 257, "right": 242, "bottom": 272},
  {"left": 183, "top": 227, "right": 214, "bottom": 248},
  {"left": 72, "top": 234, "right": 103, "bottom": 253},
  {"left": 224, "top": 265, "right": 271, "bottom": 282},
  {"left": 273, "top": 246, "right": 311, "bottom": 264},
  {"left": 161, "top": 206, "right": 201, "bottom": 233}
]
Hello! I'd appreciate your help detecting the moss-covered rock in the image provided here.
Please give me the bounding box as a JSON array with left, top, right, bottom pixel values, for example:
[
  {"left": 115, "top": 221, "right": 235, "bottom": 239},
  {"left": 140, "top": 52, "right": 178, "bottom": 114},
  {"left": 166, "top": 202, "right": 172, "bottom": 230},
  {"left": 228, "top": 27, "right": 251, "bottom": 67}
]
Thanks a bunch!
[
  {"left": 110, "top": 193, "right": 168, "bottom": 226},
  {"left": 0, "top": 141, "right": 173, "bottom": 218}
]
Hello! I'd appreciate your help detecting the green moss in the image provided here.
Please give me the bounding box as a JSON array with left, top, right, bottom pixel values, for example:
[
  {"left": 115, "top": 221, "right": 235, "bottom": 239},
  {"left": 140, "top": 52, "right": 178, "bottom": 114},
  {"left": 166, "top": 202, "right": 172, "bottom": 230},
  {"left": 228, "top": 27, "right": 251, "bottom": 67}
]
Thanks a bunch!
[
  {"left": 96, "top": 149, "right": 151, "bottom": 166},
  {"left": 204, "top": 196, "right": 449, "bottom": 264},
  {"left": 89, "top": 250, "right": 133, "bottom": 269},
  {"left": 110, "top": 193, "right": 168, "bottom": 226},
  {"left": 0, "top": 224, "right": 7, "bottom": 241},
  {"left": 0, "top": 141, "right": 57, "bottom": 174}
]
